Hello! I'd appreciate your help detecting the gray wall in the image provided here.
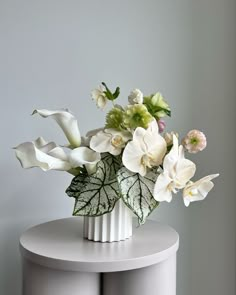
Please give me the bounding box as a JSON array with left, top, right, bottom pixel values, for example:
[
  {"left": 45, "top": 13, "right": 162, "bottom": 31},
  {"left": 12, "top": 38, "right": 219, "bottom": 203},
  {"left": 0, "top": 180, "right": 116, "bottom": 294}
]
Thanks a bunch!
[
  {"left": 190, "top": 1, "right": 236, "bottom": 294},
  {"left": 0, "top": 1, "right": 235, "bottom": 294}
]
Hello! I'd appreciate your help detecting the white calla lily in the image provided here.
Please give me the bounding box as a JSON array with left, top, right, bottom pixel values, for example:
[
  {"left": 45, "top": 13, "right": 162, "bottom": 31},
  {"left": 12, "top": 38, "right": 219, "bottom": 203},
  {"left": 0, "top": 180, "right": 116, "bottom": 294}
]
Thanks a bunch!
[
  {"left": 122, "top": 120, "right": 167, "bottom": 176},
  {"left": 153, "top": 135, "right": 196, "bottom": 202},
  {"left": 14, "top": 137, "right": 72, "bottom": 171},
  {"left": 90, "top": 129, "right": 132, "bottom": 156},
  {"left": 183, "top": 174, "right": 219, "bottom": 206},
  {"left": 32, "top": 109, "right": 81, "bottom": 148},
  {"left": 68, "top": 146, "right": 101, "bottom": 175}
]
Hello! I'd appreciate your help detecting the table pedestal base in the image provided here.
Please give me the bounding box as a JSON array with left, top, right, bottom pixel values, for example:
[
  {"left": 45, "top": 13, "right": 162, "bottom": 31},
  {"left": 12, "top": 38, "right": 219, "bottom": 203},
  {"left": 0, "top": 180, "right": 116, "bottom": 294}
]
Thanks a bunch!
[
  {"left": 103, "top": 254, "right": 176, "bottom": 295},
  {"left": 23, "top": 254, "right": 176, "bottom": 295},
  {"left": 22, "top": 259, "right": 100, "bottom": 295}
]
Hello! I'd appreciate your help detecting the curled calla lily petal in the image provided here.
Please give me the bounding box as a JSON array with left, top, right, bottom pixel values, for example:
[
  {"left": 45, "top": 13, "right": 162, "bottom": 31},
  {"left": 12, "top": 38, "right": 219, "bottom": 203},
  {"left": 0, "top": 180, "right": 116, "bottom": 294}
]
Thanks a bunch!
[
  {"left": 153, "top": 135, "right": 196, "bottom": 202},
  {"left": 122, "top": 120, "right": 167, "bottom": 176},
  {"left": 47, "top": 146, "right": 69, "bottom": 161},
  {"left": 68, "top": 146, "right": 101, "bottom": 175},
  {"left": 14, "top": 137, "right": 72, "bottom": 171},
  {"left": 183, "top": 174, "right": 219, "bottom": 206},
  {"left": 90, "top": 129, "right": 132, "bottom": 156},
  {"left": 68, "top": 146, "right": 101, "bottom": 168},
  {"left": 32, "top": 109, "right": 81, "bottom": 148}
]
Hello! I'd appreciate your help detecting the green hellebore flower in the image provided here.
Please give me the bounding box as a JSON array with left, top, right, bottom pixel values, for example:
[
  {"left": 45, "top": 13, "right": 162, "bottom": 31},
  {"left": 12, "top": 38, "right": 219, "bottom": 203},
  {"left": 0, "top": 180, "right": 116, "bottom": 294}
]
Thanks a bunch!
[
  {"left": 105, "top": 107, "right": 125, "bottom": 130},
  {"left": 123, "top": 104, "right": 153, "bottom": 129},
  {"left": 143, "top": 92, "right": 171, "bottom": 120}
]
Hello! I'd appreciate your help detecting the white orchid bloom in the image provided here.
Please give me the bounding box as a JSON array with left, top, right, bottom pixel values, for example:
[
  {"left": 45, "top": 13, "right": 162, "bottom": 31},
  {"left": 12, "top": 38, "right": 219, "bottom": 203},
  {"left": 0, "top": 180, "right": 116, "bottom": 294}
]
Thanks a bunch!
[
  {"left": 86, "top": 128, "right": 104, "bottom": 138},
  {"left": 128, "top": 89, "right": 144, "bottom": 104},
  {"left": 90, "top": 129, "right": 132, "bottom": 156},
  {"left": 68, "top": 146, "right": 101, "bottom": 175},
  {"left": 153, "top": 135, "right": 196, "bottom": 202},
  {"left": 122, "top": 120, "right": 167, "bottom": 176},
  {"left": 81, "top": 128, "right": 104, "bottom": 147},
  {"left": 91, "top": 85, "right": 107, "bottom": 109},
  {"left": 32, "top": 109, "right": 81, "bottom": 148},
  {"left": 183, "top": 174, "right": 219, "bottom": 207},
  {"left": 14, "top": 137, "right": 72, "bottom": 171}
]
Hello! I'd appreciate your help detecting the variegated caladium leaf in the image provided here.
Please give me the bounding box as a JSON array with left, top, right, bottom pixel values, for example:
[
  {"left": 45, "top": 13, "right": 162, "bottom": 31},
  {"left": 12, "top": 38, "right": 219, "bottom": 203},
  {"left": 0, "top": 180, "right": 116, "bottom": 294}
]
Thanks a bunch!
[
  {"left": 101, "top": 153, "right": 122, "bottom": 180},
  {"left": 117, "top": 167, "right": 159, "bottom": 225},
  {"left": 66, "top": 153, "right": 122, "bottom": 216}
]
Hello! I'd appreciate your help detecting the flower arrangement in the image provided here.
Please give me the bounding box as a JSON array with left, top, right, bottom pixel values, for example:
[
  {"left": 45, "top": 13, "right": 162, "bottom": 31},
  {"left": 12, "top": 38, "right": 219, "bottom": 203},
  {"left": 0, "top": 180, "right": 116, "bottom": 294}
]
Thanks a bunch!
[{"left": 15, "top": 83, "right": 219, "bottom": 225}]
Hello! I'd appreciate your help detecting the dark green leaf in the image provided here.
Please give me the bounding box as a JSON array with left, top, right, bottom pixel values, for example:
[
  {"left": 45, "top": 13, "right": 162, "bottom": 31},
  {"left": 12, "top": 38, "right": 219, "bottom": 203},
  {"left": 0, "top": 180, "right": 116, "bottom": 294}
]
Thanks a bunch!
[
  {"left": 101, "top": 82, "right": 120, "bottom": 101},
  {"left": 113, "top": 87, "right": 120, "bottom": 99},
  {"left": 102, "top": 82, "right": 114, "bottom": 100}
]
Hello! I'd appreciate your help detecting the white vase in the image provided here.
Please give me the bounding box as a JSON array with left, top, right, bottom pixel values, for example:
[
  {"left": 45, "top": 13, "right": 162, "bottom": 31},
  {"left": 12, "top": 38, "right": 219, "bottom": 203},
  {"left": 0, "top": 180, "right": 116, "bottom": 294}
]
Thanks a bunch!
[{"left": 83, "top": 199, "right": 133, "bottom": 242}]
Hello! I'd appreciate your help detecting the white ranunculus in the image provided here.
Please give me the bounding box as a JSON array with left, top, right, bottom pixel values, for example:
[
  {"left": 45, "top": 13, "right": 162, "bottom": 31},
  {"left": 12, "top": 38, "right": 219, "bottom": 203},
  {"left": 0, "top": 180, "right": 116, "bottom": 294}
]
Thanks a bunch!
[
  {"left": 128, "top": 89, "right": 144, "bottom": 105},
  {"left": 91, "top": 86, "right": 107, "bottom": 109},
  {"left": 153, "top": 135, "right": 196, "bottom": 202},
  {"left": 68, "top": 146, "right": 101, "bottom": 175},
  {"left": 32, "top": 109, "right": 81, "bottom": 148},
  {"left": 14, "top": 137, "right": 72, "bottom": 171},
  {"left": 122, "top": 120, "right": 167, "bottom": 176},
  {"left": 90, "top": 129, "right": 132, "bottom": 156},
  {"left": 183, "top": 174, "right": 219, "bottom": 207}
]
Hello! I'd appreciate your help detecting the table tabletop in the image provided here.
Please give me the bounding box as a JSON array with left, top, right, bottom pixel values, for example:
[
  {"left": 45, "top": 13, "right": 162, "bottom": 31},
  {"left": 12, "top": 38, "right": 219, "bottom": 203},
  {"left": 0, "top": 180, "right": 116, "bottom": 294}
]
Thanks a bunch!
[{"left": 20, "top": 217, "right": 179, "bottom": 273}]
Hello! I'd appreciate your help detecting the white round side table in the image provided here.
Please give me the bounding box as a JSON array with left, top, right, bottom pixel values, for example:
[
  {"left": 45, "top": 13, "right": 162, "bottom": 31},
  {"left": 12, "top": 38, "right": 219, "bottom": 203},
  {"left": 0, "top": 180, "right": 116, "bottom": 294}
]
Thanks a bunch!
[{"left": 20, "top": 217, "right": 179, "bottom": 295}]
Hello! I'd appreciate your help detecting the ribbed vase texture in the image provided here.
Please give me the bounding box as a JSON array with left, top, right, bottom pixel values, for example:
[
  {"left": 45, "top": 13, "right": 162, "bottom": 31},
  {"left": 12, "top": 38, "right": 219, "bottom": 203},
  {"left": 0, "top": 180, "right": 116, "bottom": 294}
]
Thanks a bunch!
[{"left": 83, "top": 199, "right": 133, "bottom": 242}]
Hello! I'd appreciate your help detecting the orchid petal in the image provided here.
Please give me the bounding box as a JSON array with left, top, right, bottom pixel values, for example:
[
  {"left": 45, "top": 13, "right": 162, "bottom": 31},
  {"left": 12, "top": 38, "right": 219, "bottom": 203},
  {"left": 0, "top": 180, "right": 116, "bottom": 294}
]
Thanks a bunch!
[
  {"left": 175, "top": 158, "right": 196, "bottom": 188},
  {"left": 109, "top": 146, "right": 123, "bottom": 156},
  {"left": 90, "top": 129, "right": 130, "bottom": 156},
  {"left": 131, "top": 127, "right": 148, "bottom": 152},
  {"left": 122, "top": 140, "right": 146, "bottom": 175},
  {"left": 68, "top": 147, "right": 101, "bottom": 168},
  {"left": 33, "top": 109, "right": 81, "bottom": 148},
  {"left": 105, "top": 129, "right": 132, "bottom": 142},
  {"left": 90, "top": 131, "right": 112, "bottom": 153},
  {"left": 148, "top": 119, "right": 160, "bottom": 133},
  {"left": 163, "top": 135, "right": 179, "bottom": 171},
  {"left": 154, "top": 134, "right": 196, "bottom": 197},
  {"left": 153, "top": 172, "right": 173, "bottom": 202},
  {"left": 122, "top": 121, "right": 166, "bottom": 176},
  {"left": 143, "top": 125, "right": 166, "bottom": 166},
  {"left": 183, "top": 174, "right": 219, "bottom": 206},
  {"left": 86, "top": 127, "right": 104, "bottom": 138}
]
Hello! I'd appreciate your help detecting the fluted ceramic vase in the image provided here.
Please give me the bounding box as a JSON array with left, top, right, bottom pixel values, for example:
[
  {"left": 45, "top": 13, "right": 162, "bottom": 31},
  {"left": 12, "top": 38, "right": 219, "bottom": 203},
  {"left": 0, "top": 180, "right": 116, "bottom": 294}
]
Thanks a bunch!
[{"left": 83, "top": 199, "right": 133, "bottom": 242}]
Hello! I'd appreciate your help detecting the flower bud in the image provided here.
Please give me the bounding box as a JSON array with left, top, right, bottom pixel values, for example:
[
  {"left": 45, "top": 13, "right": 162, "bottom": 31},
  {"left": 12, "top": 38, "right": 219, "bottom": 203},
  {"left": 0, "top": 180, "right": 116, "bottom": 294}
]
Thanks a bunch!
[{"left": 128, "top": 89, "right": 144, "bottom": 105}]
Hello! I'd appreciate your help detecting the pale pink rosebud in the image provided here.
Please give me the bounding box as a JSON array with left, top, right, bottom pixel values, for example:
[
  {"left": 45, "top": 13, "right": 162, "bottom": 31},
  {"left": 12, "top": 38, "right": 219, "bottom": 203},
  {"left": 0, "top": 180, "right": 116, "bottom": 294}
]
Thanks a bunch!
[
  {"left": 182, "top": 130, "right": 207, "bottom": 153},
  {"left": 157, "top": 119, "right": 166, "bottom": 133}
]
